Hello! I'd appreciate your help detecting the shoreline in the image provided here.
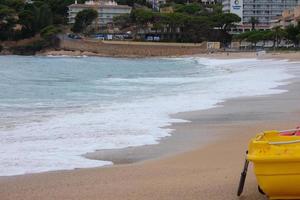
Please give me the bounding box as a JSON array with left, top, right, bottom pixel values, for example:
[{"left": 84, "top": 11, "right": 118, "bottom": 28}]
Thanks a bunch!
[
  {"left": 1, "top": 54, "right": 300, "bottom": 199},
  {"left": 3, "top": 48, "right": 300, "bottom": 62},
  {"left": 37, "top": 50, "right": 300, "bottom": 62},
  {"left": 84, "top": 53, "right": 299, "bottom": 166},
  {"left": 84, "top": 75, "right": 296, "bottom": 167}
]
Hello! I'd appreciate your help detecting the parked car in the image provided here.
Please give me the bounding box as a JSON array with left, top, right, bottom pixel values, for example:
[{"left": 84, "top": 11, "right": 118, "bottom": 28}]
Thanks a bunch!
[
  {"left": 146, "top": 36, "right": 153, "bottom": 41},
  {"left": 114, "top": 34, "right": 125, "bottom": 40},
  {"left": 153, "top": 36, "right": 160, "bottom": 41},
  {"left": 68, "top": 34, "right": 82, "bottom": 39},
  {"left": 123, "top": 34, "right": 133, "bottom": 40}
]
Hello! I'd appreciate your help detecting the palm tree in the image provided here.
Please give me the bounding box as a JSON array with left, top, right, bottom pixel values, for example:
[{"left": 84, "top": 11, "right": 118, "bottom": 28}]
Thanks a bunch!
[
  {"left": 249, "top": 17, "right": 259, "bottom": 30},
  {"left": 272, "top": 26, "right": 287, "bottom": 48}
]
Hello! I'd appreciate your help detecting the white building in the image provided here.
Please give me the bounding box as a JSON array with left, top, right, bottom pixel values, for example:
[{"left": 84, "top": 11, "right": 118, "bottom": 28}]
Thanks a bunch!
[
  {"left": 222, "top": 0, "right": 300, "bottom": 32},
  {"left": 68, "top": 0, "right": 131, "bottom": 26}
]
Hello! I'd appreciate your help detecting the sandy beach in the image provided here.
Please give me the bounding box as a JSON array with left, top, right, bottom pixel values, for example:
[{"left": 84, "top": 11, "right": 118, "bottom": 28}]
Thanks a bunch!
[{"left": 1, "top": 53, "right": 300, "bottom": 200}]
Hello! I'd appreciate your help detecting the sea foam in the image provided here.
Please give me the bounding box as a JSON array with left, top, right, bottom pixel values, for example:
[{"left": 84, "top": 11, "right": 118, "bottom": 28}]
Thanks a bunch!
[{"left": 0, "top": 56, "right": 296, "bottom": 176}]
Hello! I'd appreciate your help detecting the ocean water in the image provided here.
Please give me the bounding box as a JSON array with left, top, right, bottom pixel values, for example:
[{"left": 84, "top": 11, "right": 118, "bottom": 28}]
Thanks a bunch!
[{"left": 0, "top": 56, "right": 295, "bottom": 176}]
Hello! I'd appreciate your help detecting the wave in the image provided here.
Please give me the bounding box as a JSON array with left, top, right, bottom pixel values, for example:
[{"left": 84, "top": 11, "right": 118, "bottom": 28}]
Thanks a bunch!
[{"left": 0, "top": 56, "right": 296, "bottom": 176}]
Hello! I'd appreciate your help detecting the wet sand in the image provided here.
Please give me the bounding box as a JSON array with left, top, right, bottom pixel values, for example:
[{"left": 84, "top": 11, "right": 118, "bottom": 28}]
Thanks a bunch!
[
  {"left": 1, "top": 56, "right": 300, "bottom": 200},
  {"left": 202, "top": 51, "right": 300, "bottom": 61},
  {"left": 42, "top": 49, "right": 300, "bottom": 61}
]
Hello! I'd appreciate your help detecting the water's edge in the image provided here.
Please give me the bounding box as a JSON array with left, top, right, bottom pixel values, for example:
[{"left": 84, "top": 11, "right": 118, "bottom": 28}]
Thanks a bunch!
[{"left": 0, "top": 56, "right": 297, "bottom": 176}]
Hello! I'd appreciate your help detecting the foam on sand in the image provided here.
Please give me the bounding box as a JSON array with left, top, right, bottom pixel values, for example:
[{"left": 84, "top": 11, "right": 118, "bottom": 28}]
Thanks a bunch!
[{"left": 0, "top": 56, "right": 296, "bottom": 176}]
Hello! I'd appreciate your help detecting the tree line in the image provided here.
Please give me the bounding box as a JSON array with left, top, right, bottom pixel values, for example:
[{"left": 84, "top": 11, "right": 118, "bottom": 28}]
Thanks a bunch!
[
  {"left": 234, "top": 24, "right": 300, "bottom": 48},
  {"left": 113, "top": 3, "right": 241, "bottom": 43}
]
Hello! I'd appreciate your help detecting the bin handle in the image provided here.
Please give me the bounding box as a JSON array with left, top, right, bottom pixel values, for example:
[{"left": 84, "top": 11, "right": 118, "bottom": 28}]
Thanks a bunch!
[
  {"left": 279, "top": 128, "right": 300, "bottom": 133},
  {"left": 269, "top": 140, "right": 300, "bottom": 145}
]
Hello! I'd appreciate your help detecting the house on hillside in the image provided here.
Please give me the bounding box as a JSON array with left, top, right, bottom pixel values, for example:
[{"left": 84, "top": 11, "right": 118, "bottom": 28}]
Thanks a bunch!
[{"left": 68, "top": 0, "right": 131, "bottom": 27}]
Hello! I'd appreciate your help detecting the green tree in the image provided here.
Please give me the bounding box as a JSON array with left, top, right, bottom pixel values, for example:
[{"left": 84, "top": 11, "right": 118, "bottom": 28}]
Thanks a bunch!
[
  {"left": 213, "top": 13, "right": 241, "bottom": 31},
  {"left": 18, "top": 10, "right": 37, "bottom": 38},
  {"left": 246, "top": 31, "right": 263, "bottom": 48},
  {"left": 285, "top": 24, "right": 300, "bottom": 47},
  {"left": 0, "top": 5, "right": 17, "bottom": 40},
  {"left": 113, "top": 13, "right": 131, "bottom": 29},
  {"left": 182, "top": 15, "right": 212, "bottom": 42},
  {"left": 212, "top": 13, "right": 240, "bottom": 44},
  {"left": 24, "top": 0, "right": 86, "bottom": 25},
  {"left": 175, "top": 3, "right": 203, "bottom": 15},
  {"left": 0, "top": 0, "right": 25, "bottom": 12},
  {"left": 41, "top": 0, "right": 86, "bottom": 24},
  {"left": 24, "top": 3, "right": 40, "bottom": 32},
  {"left": 71, "top": 8, "right": 98, "bottom": 33},
  {"left": 260, "top": 30, "right": 272, "bottom": 47},
  {"left": 40, "top": 25, "right": 61, "bottom": 47},
  {"left": 297, "top": 33, "right": 300, "bottom": 46},
  {"left": 262, "top": 30, "right": 276, "bottom": 47},
  {"left": 233, "top": 31, "right": 253, "bottom": 42},
  {"left": 0, "top": 5, "right": 15, "bottom": 21},
  {"left": 131, "top": 8, "right": 154, "bottom": 28},
  {"left": 40, "top": 25, "right": 61, "bottom": 40},
  {"left": 221, "top": 13, "right": 241, "bottom": 31},
  {"left": 272, "top": 26, "right": 287, "bottom": 48},
  {"left": 249, "top": 17, "right": 259, "bottom": 30},
  {"left": 162, "top": 12, "right": 188, "bottom": 33},
  {"left": 38, "top": 4, "right": 53, "bottom": 29}
]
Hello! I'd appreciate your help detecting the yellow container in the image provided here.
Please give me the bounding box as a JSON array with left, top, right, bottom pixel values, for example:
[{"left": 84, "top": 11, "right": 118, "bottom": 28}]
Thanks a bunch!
[{"left": 248, "top": 130, "right": 300, "bottom": 199}]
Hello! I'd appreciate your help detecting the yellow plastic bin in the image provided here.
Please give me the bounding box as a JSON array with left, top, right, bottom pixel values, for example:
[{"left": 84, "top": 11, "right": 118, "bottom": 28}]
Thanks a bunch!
[{"left": 247, "top": 130, "right": 300, "bottom": 199}]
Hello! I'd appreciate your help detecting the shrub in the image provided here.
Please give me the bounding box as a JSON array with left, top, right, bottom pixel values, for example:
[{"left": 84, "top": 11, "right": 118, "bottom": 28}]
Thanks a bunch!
[{"left": 40, "top": 25, "right": 61, "bottom": 40}]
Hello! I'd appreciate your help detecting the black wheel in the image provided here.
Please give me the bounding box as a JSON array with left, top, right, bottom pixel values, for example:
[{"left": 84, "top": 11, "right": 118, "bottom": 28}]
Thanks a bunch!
[{"left": 258, "top": 185, "right": 265, "bottom": 195}]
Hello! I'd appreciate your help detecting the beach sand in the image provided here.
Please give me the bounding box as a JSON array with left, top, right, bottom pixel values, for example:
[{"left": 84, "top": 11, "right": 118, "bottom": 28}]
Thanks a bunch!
[
  {"left": 43, "top": 46, "right": 300, "bottom": 61},
  {"left": 1, "top": 54, "right": 300, "bottom": 200},
  {"left": 201, "top": 51, "right": 300, "bottom": 61}
]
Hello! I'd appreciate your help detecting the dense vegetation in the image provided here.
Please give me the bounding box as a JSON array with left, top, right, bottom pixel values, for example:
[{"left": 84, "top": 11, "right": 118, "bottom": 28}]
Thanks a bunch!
[
  {"left": 114, "top": 3, "right": 241, "bottom": 43},
  {"left": 0, "top": 0, "right": 89, "bottom": 54},
  {"left": 0, "top": 0, "right": 240, "bottom": 44},
  {"left": 3, "top": 0, "right": 298, "bottom": 52},
  {"left": 0, "top": 0, "right": 88, "bottom": 41},
  {"left": 1, "top": 0, "right": 300, "bottom": 48}
]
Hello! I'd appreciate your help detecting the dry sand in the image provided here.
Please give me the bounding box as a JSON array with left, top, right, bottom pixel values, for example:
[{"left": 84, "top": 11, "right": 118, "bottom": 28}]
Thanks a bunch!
[{"left": 1, "top": 54, "right": 300, "bottom": 200}]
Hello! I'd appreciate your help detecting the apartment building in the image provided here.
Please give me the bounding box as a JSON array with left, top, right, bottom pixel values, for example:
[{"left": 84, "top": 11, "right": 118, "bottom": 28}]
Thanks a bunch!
[
  {"left": 223, "top": 0, "right": 300, "bottom": 32},
  {"left": 271, "top": 5, "right": 300, "bottom": 28},
  {"left": 147, "top": 0, "right": 217, "bottom": 11},
  {"left": 68, "top": 0, "right": 131, "bottom": 27}
]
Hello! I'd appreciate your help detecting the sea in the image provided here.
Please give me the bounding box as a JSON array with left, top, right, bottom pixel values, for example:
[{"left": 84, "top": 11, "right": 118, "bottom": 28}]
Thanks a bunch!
[{"left": 0, "top": 55, "right": 295, "bottom": 176}]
